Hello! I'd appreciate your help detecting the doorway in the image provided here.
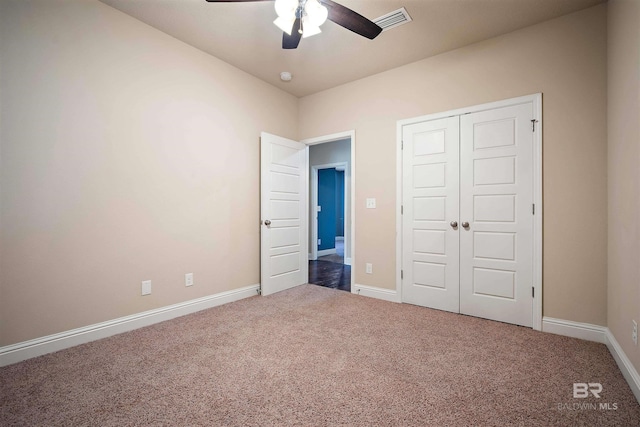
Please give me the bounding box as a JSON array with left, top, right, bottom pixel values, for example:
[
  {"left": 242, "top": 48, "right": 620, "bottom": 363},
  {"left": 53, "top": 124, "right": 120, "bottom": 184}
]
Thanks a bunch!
[{"left": 305, "top": 135, "right": 354, "bottom": 292}]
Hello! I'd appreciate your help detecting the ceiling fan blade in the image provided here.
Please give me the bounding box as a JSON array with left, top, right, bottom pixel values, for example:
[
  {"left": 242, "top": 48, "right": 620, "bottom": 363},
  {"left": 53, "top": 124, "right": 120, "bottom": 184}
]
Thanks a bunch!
[
  {"left": 321, "top": 0, "right": 382, "bottom": 40},
  {"left": 282, "top": 18, "right": 302, "bottom": 49}
]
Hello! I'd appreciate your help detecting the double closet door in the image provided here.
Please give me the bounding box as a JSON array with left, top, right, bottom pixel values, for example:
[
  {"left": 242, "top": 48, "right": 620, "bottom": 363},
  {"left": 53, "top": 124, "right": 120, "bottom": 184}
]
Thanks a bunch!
[{"left": 402, "top": 102, "right": 534, "bottom": 327}]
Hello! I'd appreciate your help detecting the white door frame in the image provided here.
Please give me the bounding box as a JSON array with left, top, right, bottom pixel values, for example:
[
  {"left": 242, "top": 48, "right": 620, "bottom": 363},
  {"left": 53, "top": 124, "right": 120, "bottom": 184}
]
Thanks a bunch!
[
  {"left": 311, "top": 162, "right": 349, "bottom": 262},
  {"left": 395, "top": 94, "right": 543, "bottom": 330},
  {"left": 302, "top": 130, "right": 356, "bottom": 291}
]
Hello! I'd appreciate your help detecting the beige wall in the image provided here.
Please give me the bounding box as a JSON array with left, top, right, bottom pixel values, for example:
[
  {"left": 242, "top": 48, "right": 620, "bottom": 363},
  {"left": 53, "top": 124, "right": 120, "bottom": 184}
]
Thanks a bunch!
[
  {"left": 309, "top": 139, "right": 351, "bottom": 258},
  {"left": 299, "top": 5, "right": 608, "bottom": 325},
  {"left": 0, "top": 0, "right": 298, "bottom": 345},
  {"left": 607, "top": 0, "right": 640, "bottom": 374},
  {"left": 0, "top": 1, "right": 616, "bottom": 347}
]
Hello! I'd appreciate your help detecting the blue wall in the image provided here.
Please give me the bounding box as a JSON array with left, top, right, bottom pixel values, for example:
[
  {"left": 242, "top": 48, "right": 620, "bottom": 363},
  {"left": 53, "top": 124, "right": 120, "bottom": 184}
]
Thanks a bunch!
[
  {"left": 318, "top": 168, "right": 346, "bottom": 251},
  {"left": 318, "top": 168, "right": 337, "bottom": 251},
  {"left": 335, "top": 170, "right": 344, "bottom": 237}
]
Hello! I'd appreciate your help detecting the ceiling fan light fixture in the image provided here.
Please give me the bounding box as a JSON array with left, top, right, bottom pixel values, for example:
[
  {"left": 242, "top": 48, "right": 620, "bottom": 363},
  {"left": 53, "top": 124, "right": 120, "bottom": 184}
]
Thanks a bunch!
[
  {"left": 274, "top": 0, "right": 327, "bottom": 39},
  {"left": 274, "top": 16, "right": 295, "bottom": 35},
  {"left": 302, "top": 26, "right": 322, "bottom": 38},
  {"left": 304, "top": 0, "right": 328, "bottom": 28},
  {"left": 274, "top": 0, "right": 298, "bottom": 19},
  {"left": 301, "top": 19, "right": 321, "bottom": 38}
]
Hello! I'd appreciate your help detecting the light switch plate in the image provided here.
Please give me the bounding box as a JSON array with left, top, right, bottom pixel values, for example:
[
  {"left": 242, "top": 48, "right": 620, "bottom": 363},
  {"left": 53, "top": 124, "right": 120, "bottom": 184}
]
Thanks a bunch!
[{"left": 366, "top": 198, "right": 376, "bottom": 209}]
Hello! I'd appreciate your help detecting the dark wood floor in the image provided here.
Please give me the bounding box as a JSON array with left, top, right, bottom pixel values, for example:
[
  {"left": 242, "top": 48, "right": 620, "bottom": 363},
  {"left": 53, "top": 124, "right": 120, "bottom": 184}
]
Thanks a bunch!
[
  {"left": 309, "top": 260, "right": 351, "bottom": 292},
  {"left": 308, "top": 240, "right": 350, "bottom": 292}
]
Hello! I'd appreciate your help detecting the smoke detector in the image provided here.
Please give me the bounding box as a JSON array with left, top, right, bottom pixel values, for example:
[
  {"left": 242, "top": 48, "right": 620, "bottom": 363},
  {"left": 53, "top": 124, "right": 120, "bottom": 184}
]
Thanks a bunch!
[{"left": 280, "top": 71, "right": 293, "bottom": 82}]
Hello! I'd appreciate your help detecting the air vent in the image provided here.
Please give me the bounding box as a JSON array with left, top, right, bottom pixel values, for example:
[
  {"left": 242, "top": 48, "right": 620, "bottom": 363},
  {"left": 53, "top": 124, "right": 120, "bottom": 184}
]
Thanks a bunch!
[{"left": 373, "top": 7, "right": 412, "bottom": 32}]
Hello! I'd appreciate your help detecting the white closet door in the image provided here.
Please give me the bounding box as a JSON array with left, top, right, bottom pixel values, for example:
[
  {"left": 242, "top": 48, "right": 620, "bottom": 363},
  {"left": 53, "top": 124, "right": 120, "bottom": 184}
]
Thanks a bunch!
[
  {"left": 402, "top": 116, "right": 460, "bottom": 313},
  {"left": 459, "top": 103, "right": 534, "bottom": 327}
]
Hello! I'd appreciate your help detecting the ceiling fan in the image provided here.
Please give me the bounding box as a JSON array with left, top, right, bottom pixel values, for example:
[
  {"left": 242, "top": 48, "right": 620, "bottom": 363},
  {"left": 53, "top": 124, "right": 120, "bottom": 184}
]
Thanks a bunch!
[{"left": 205, "top": 0, "right": 383, "bottom": 49}]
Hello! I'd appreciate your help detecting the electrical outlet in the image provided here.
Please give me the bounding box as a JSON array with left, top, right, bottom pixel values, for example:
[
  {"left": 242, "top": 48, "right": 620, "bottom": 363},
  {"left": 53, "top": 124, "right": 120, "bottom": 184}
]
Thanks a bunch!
[
  {"left": 366, "top": 198, "right": 376, "bottom": 209},
  {"left": 185, "top": 273, "right": 194, "bottom": 287},
  {"left": 633, "top": 320, "right": 637, "bottom": 345},
  {"left": 366, "top": 263, "right": 373, "bottom": 274},
  {"left": 318, "top": 239, "right": 321, "bottom": 246},
  {"left": 141, "top": 280, "right": 151, "bottom": 296}
]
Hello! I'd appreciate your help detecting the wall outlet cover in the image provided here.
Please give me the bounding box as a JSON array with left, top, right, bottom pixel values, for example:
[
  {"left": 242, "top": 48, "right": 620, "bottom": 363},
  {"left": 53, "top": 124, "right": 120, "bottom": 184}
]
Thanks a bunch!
[{"left": 141, "top": 280, "right": 151, "bottom": 296}]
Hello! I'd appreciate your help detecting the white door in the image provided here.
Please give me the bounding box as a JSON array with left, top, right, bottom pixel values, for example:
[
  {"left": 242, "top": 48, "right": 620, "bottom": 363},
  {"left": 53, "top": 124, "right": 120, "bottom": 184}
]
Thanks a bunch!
[
  {"left": 459, "top": 103, "right": 534, "bottom": 327},
  {"left": 401, "top": 101, "right": 535, "bottom": 327},
  {"left": 402, "top": 116, "right": 460, "bottom": 313},
  {"left": 260, "top": 132, "right": 308, "bottom": 296}
]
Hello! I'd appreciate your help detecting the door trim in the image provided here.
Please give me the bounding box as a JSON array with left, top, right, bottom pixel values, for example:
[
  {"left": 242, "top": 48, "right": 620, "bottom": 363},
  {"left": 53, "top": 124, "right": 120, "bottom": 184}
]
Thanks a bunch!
[
  {"left": 395, "top": 94, "right": 543, "bottom": 330},
  {"left": 302, "top": 130, "right": 356, "bottom": 291},
  {"left": 311, "top": 162, "right": 349, "bottom": 263}
]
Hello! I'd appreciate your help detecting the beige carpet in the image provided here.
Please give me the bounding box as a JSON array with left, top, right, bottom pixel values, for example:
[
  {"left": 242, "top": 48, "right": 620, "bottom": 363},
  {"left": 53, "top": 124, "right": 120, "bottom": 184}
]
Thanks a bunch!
[{"left": 1, "top": 284, "right": 639, "bottom": 426}]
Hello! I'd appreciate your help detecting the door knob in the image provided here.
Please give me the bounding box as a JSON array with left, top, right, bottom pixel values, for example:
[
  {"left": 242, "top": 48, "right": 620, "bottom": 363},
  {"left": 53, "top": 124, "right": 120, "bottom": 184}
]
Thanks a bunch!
[
  {"left": 264, "top": 220, "right": 271, "bottom": 226},
  {"left": 462, "top": 221, "right": 470, "bottom": 228},
  {"left": 450, "top": 221, "right": 458, "bottom": 228}
]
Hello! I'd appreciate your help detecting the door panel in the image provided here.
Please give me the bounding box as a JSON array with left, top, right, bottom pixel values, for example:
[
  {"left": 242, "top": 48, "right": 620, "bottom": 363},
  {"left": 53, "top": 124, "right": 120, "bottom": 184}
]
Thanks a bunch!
[
  {"left": 402, "top": 116, "right": 460, "bottom": 312},
  {"left": 260, "top": 132, "right": 308, "bottom": 296},
  {"left": 459, "top": 103, "right": 533, "bottom": 327}
]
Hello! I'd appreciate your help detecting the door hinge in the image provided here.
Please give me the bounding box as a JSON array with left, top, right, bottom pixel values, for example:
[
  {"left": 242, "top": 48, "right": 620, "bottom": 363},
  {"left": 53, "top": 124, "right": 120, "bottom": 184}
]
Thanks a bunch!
[
  {"left": 401, "top": 140, "right": 404, "bottom": 150},
  {"left": 532, "top": 287, "right": 535, "bottom": 298},
  {"left": 531, "top": 119, "right": 538, "bottom": 132},
  {"left": 401, "top": 270, "right": 404, "bottom": 279},
  {"left": 401, "top": 205, "right": 404, "bottom": 215},
  {"left": 532, "top": 204, "right": 535, "bottom": 215}
]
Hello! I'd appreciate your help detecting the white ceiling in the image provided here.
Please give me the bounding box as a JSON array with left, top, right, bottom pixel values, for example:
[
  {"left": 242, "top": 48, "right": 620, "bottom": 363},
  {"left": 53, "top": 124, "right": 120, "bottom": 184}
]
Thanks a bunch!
[{"left": 99, "top": 0, "right": 604, "bottom": 97}]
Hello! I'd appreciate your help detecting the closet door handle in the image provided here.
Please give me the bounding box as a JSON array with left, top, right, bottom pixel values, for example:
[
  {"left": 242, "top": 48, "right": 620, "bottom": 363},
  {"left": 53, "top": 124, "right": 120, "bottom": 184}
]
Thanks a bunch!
[
  {"left": 461, "top": 221, "right": 470, "bottom": 228},
  {"left": 450, "top": 221, "right": 458, "bottom": 228}
]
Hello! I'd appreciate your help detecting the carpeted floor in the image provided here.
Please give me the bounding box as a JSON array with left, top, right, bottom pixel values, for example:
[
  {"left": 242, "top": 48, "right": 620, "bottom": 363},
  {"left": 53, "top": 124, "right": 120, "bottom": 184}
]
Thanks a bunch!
[{"left": 1, "top": 285, "right": 639, "bottom": 426}]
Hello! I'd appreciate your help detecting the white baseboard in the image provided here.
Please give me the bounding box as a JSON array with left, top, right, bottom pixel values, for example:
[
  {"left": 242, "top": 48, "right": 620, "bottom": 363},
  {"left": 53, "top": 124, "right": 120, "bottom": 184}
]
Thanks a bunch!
[
  {"left": 335, "top": 236, "right": 344, "bottom": 241},
  {"left": 0, "top": 284, "right": 260, "bottom": 367},
  {"left": 344, "top": 257, "right": 352, "bottom": 266},
  {"left": 605, "top": 329, "right": 640, "bottom": 404},
  {"left": 541, "top": 316, "right": 640, "bottom": 404},
  {"left": 317, "top": 248, "right": 337, "bottom": 257},
  {"left": 542, "top": 317, "right": 607, "bottom": 343},
  {"left": 352, "top": 284, "right": 400, "bottom": 303}
]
